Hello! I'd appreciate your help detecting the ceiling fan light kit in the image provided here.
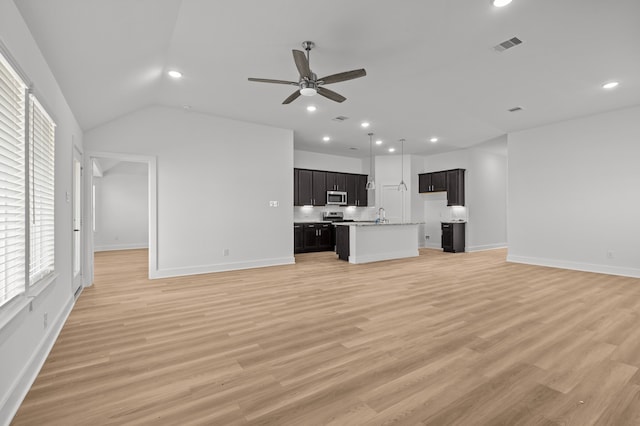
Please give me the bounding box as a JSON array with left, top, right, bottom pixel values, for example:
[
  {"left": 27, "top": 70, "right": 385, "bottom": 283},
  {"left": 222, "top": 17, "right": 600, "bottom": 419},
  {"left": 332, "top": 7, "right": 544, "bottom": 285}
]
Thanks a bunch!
[{"left": 248, "top": 41, "right": 366, "bottom": 104}]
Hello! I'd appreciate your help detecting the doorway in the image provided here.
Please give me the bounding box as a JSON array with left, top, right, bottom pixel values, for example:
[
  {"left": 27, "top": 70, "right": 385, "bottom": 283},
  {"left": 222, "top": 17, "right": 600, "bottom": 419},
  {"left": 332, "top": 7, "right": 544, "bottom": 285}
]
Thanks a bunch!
[{"left": 86, "top": 152, "right": 157, "bottom": 284}]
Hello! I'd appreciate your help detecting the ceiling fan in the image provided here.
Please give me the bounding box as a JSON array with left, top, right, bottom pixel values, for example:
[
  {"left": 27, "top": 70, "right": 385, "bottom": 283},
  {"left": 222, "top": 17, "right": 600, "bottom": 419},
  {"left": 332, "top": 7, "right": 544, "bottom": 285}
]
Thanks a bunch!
[{"left": 248, "top": 41, "right": 366, "bottom": 104}]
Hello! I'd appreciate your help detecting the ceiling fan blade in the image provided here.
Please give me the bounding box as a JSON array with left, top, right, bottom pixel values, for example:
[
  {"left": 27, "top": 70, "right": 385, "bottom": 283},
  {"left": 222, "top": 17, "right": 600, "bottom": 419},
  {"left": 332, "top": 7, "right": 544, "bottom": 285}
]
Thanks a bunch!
[
  {"left": 318, "top": 69, "right": 367, "bottom": 85},
  {"left": 282, "top": 90, "right": 301, "bottom": 104},
  {"left": 317, "top": 87, "right": 346, "bottom": 103},
  {"left": 292, "top": 50, "right": 311, "bottom": 79},
  {"left": 248, "top": 78, "right": 298, "bottom": 85}
]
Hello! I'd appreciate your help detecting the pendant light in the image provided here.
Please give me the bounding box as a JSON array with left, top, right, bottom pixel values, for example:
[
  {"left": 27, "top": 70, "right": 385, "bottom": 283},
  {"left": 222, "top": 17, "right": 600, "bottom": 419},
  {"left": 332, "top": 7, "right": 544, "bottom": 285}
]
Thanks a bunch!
[
  {"left": 398, "top": 138, "right": 407, "bottom": 191},
  {"left": 365, "top": 132, "right": 376, "bottom": 190}
]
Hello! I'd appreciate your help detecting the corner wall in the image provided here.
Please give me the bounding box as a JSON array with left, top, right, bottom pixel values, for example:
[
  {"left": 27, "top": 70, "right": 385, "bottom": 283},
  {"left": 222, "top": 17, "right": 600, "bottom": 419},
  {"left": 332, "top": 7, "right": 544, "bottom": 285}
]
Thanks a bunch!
[
  {"left": 85, "top": 106, "right": 295, "bottom": 277},
  {"left": 507, "top": 105, "right": 640, "bottom": 277},
  {"left": 0, "top": 0, "right": 83, "bottom": 423},
  {"left": 419, "top": 142, "right": 508, "bottom": 252}
]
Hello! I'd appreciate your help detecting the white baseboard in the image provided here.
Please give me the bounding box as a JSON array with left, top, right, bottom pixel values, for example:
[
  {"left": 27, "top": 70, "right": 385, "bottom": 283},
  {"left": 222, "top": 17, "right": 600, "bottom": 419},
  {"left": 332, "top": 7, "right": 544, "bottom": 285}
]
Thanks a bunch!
[
  {"left": 466, "top": 243, "right": 508, "bottom": 252},
  {"left": 94, "top": 243, "right": 149, "bottom": 252},
  {"left": 150, "top": 256, "right": 296, "bottom": 279},
  {"left": 1, "top": 295, "right": 74, "bottom": 426},
  {"left": 423, "top": 242, "right": 442, "bottom": 250},
  {"left": 507, "top": 255, "right": 640, "bottom": 279}
]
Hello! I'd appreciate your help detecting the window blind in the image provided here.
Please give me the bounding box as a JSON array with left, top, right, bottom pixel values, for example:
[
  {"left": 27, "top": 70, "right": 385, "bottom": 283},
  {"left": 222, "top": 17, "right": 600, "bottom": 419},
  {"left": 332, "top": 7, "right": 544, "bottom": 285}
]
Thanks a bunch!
[
  {"left": 0, "top": 52, "right": 27, "bottom": 307},
  {"left": 28, "top": 95, "right": 55, "bottom": 285}
]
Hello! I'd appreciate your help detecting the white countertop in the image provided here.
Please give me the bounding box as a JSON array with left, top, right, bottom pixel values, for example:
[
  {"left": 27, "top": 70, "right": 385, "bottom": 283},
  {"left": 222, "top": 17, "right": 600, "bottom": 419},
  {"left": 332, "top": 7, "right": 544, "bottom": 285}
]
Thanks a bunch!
[{"left": 333, "top": 221, "right": 423, "bottom": 227}]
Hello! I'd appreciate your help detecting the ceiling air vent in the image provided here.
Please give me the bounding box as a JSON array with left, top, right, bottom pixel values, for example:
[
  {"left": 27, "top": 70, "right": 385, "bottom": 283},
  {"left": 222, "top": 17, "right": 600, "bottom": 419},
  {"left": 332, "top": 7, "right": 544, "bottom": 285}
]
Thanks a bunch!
[
  {"left": 493, "top": 37, "right": 523, "bottom": 52},
  {"left": 332, "top": 115, "right": 349, "bottom": 122},
  {"left": 508, "top": 106, "right": 524, "bottom": 112}
]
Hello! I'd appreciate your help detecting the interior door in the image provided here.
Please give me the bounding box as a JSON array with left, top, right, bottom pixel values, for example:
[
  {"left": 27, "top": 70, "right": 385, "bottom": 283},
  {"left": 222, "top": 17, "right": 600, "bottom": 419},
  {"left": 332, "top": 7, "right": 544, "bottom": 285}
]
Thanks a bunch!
[{"left": 72, "top": 148, "right": 83, "bottom": 295}]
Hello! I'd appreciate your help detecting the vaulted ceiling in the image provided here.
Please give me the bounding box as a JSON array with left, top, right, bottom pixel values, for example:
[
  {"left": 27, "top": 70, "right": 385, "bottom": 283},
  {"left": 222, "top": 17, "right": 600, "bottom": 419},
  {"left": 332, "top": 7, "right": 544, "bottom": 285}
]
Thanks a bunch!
[{"left": 15, "top": 0, "right": 640, "bottom": 158}]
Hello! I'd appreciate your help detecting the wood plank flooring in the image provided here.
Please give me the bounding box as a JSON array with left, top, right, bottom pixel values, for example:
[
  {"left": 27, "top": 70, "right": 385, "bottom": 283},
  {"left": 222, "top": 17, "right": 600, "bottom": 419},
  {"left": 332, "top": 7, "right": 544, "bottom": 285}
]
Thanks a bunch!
[{"left": 12, "top": 248, "right": 640, "bottom": 425}]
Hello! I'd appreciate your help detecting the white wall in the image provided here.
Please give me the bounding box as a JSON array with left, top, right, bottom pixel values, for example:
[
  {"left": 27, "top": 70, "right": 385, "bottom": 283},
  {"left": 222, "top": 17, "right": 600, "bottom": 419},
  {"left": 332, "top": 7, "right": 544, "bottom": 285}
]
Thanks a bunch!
[
  {"left": 94, "top": 162, "right": 149, "bottom": 251},
  {"left": 85, "top": 105, "right": 294, "bottom": 277},
  {"left": 294, "top": 150, "right": 365, "bottom": 174},
  {"left": 0, "top": 0, "right": 83, "bottom": 423},
  {"left": 419, "top": 141, "right": 508, "bottom": 251},
  {"left": 507, "top": 105, "right": 640, "bottom": 277}
]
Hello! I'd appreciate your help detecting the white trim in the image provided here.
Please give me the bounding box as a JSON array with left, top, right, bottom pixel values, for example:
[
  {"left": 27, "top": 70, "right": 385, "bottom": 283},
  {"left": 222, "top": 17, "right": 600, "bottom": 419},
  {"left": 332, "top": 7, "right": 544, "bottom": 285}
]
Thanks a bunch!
[
  {"left": 94, "top": 243, "right": 149, "bottom": 252},
  {"left": 507, "top": 255, "right": 640, "bottom": 279},
  {"left": 151, "top": 257, "right": 295, "bottom": 279},
  {"left": 86, "top": 151, "right": 157, "bottom": 281},
  {"left": 466, "top": 243, "right": 508, "bottom": 252},
  {"left": 0, "top": 295, "right": 74, "bottom": 426},
  {"left": 423, "top": 242, "right": 442, "bottom": 250}
]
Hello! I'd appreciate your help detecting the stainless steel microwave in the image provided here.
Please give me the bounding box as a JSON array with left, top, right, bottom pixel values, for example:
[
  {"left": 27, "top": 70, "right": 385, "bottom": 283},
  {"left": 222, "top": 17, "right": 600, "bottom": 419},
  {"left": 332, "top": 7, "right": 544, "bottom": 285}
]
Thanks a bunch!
[{"left": 326, "top": 191, "right": 347, "bottom": 205}]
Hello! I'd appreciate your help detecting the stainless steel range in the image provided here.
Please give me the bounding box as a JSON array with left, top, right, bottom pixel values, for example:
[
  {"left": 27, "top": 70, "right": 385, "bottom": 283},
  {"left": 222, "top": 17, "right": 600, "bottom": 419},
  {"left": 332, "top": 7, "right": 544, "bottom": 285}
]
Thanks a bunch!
[{"left": 322, "top": 211, "right": 354, "bottom": 223}]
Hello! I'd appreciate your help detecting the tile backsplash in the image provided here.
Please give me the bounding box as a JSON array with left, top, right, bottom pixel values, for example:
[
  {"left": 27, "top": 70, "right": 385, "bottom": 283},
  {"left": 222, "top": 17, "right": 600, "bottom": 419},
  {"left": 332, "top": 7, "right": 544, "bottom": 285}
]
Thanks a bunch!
[{"left": 294, "top": 206, "right": 378, "bottom": 222}]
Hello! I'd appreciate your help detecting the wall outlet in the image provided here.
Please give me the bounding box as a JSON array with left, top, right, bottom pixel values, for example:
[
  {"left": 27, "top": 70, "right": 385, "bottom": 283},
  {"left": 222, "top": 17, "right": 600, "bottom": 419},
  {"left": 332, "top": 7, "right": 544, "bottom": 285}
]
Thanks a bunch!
[
  {"left": 607, "top": 250, "right": 614, "bottom": 259},
  {"left": 43, "top": 312, "right": 48, "bottom": 329},
  {"left": 223, "top": 248, "right": 229, "bottom": 256},
  {"left": 269, "top": 200, "right": 279, "bottom": 207},
  {"left": 425, "top": 235, "right": 430, "bottom": 240}
]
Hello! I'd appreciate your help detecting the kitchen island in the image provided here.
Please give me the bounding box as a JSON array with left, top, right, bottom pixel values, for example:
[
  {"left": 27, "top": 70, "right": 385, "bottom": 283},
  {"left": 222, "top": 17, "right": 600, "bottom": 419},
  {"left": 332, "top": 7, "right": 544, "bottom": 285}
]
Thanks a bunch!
[{"left": 334, "top": 222, "right": 422, "bottom": 264}]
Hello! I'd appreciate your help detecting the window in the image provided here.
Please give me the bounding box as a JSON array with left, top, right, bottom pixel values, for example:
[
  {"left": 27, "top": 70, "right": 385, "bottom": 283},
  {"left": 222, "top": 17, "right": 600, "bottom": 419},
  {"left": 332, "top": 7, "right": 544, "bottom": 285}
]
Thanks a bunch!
[
  {"left": 28, "top": 95, "right": 55, "bottom": 284},
  {"left": 0, "top": 49, "right": 56, "bottom": 309},
  {"left": 0, "top": 52, "right": 27, "bottom": 307}
]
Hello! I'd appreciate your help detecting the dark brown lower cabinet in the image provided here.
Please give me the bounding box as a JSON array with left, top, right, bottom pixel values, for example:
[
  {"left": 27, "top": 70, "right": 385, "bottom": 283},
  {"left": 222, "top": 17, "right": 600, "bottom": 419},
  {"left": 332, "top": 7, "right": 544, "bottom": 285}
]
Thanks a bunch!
[
  {"left": 335, "top": 225, "right": 350, "bottom": 261},
  {"left": 294, "top": 224, "right": 303, "bottom": 253},
  {"left": 442, "top": 222, "right": 465, "bottom": 253},
  {"left": 295, "top": 223, "right": 333, "bottom": 253}
]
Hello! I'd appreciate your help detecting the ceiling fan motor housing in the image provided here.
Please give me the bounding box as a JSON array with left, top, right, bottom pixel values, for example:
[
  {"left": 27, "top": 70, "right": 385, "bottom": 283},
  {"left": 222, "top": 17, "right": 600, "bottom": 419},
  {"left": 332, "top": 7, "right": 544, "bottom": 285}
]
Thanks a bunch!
[{"left": 300, "top": 77, "right": 318, "bottom": 96}]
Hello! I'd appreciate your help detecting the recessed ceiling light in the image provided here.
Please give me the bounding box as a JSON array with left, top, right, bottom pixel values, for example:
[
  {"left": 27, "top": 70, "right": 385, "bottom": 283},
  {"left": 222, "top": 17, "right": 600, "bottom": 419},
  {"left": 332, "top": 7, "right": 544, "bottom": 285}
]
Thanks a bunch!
[
  {"left": 168, "top": 70, "right": 182, "bottom": 79},
  {"left": 375, "top": 139, "right": 383, "bottom": 145},
  {"left": 388, "top": 148, "right": 395, "bottom": 153},
  {"left": 307, "top": 105, "right": 317, "bottom": 112},
  {"left": 323, "top": 136, "right": 330, "bottom": 142},
  {"left": 430, "top": 137, "right": 438, "bottom": 143},
  {"left": 491, "top": 0, "right": 512, "bottom": 7},
  {"left": 602, "top": 81, "right": 619, "bottom": 89},
  {"left": 361, "top": 122, "right": 370, "bottom": 128}
]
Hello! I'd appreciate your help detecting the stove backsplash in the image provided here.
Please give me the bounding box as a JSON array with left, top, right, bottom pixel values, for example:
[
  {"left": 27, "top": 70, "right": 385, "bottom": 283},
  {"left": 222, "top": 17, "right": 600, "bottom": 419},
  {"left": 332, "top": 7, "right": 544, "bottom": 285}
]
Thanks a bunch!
[{"left": 294, "top": 206, "right": 377, "bottom": 222}]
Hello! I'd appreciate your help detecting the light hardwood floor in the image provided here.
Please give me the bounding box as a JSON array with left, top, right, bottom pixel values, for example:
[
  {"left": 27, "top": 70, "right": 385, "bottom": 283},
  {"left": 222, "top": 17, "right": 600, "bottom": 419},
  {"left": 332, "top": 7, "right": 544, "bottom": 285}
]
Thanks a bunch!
[{"left": 12, "top": 248, "right": 640, "bottom": 425}]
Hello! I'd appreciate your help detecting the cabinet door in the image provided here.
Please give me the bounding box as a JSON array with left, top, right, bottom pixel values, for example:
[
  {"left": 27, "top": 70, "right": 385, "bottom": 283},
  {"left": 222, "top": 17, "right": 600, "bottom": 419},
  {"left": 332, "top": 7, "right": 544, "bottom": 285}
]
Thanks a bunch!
[
  {"left": 356, "top": 174, "right": 368, "bottom": 206},
  {"left": 346, "top": 173, "right": 358, "bottom": 206},
  {"left": 312, "top": 170, "right": 326, "bottom": 206},
  {"left": 294, "top": 169, "right": 300, "bottom": 206},
  {"left": 335, "top": 173, "right": 347, "bottom": 191},
  {"left": 441, "top": 223, "right": 453, "bottom": 251},
  {"left": 317, "top": 224, "right": 333, "bottom": 250},
  {"left": 302, "top": 224, "right": 319, "bottom": 250},
  {"left": 325, "top": 172, "right": 346, "bottom": 191},
  {"left": 446, "top": 169, "right": 465, "bottom": 206},
  {"left": 432, "top": 171, "right": 447, "bottom": 192},
  {"left": 418, "top": 173, "right": 431, "bottom": 193},
  {"left": 294, "top": 224, "right": 303, "bottom": 253},
  {"left": 297, "top": 169, "right": 314, "bottom": 205}
]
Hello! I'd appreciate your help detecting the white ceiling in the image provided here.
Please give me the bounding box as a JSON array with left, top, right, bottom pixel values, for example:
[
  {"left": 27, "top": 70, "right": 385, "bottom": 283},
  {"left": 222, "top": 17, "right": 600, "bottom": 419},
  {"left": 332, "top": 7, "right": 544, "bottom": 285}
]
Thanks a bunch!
[{"left": 15, "top": 0, "right": 640, "bottom": 158}]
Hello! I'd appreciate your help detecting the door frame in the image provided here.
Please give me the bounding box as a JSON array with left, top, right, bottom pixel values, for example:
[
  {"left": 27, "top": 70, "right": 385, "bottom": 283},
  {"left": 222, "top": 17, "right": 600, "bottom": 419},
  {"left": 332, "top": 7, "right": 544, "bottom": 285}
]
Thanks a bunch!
[
  {"left": 72, "top": 145, "right": 83, "bottom": 295},
  {"left": 84, "top": 151, "right": 158, "bottom": 284}
]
